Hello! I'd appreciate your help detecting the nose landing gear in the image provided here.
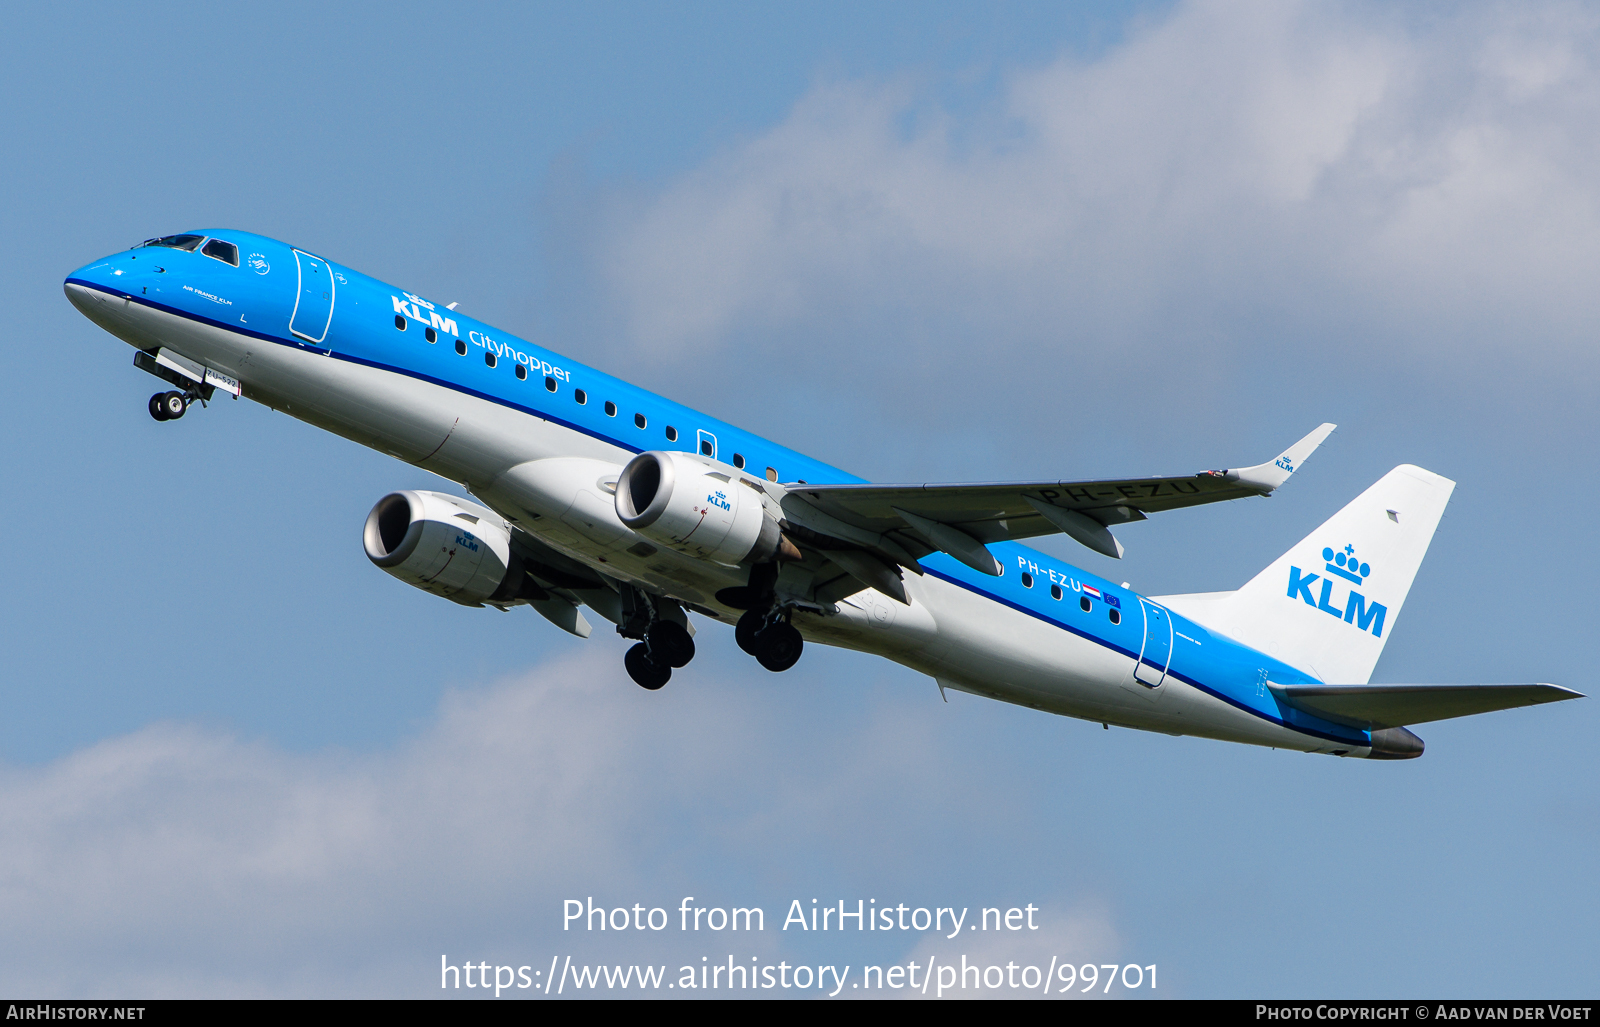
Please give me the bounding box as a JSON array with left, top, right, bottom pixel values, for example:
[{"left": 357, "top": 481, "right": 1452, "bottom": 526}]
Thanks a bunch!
[{"left": 148, "top": 391, "right": 189, "bottom": 421}]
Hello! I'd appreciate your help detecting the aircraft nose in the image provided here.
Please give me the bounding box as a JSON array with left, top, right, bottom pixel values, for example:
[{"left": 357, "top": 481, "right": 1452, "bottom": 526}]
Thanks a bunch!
[
  {"left": 65, "top": 253, "right": 131, "bottom": 301},
  {"left": 64, "top": 276, "right": 112, "bottom": 318},
  {"left": 64, "top": 257, "right": 136, "bottom": 329}
]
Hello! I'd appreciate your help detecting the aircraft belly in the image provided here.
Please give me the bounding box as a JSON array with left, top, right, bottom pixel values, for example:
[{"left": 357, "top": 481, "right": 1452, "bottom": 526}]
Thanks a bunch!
[
  {"left": 890, "top": 576, "right": 1138, "bottom": 714},
  {"left": 796, "top": 583, "right": 943, "bottom": 660}
]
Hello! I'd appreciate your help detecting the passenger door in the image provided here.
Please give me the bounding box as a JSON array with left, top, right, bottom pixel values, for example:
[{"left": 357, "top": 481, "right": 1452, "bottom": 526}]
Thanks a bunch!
[{"left": 289, "top": 249, "right": 335, "bottom": 349}]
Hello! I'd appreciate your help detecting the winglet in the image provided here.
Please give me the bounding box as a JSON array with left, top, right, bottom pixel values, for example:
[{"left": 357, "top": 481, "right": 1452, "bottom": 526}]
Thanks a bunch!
[{"left": 1222, "top": 423, "right": 1335, "bottom": 493}]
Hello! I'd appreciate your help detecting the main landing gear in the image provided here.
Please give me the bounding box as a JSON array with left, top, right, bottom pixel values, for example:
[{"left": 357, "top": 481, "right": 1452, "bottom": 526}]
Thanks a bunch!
[
  {"left": 618, "top": 587, "right": 696, "bottom": 690},
  {"left": 148, "top": 390, "right": 190, "bottom": 421},
  {"left": 624, "top": 620, "right": 695, "bottom": 690},
  {"left": 722, "top": 564, "right": 804, "bottom": 673},
  {"left": 735, "top": 607, "right": 804, "bottom": 672}
]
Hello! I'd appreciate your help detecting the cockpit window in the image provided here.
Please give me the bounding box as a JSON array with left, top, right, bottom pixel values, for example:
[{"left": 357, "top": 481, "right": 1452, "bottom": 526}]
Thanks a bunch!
[
  {"left": 140, "top": 234, "right": 205, "bottom": 252},
  {"left": 201, "top": 239, "right": 239, "bottom": 266}
]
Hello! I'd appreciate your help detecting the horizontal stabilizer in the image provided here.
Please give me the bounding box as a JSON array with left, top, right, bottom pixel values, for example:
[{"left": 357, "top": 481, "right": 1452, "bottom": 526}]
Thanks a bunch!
[{"left": 1270, "top": 682, "right": 1582, "bottom": 729}]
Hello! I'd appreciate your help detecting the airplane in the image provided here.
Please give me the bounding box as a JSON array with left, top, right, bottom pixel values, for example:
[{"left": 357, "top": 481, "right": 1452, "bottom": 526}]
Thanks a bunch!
[{"left": 63, "top": 230, "right": 1581, "bottom": 760}]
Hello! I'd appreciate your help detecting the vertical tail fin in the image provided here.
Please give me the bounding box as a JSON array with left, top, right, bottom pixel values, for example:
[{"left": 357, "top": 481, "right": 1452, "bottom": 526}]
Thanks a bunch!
[{"left": 1162, "top": 465, "right": 1455, "bottom": 684}]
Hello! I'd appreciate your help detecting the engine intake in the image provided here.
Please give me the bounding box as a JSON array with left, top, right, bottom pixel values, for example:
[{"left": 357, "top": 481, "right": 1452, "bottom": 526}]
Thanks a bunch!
[
  {"left": 615, "top": 451, "right": 783, "bottom": 566},
  {"left": 363, "top": 490, "right": 531, "bottom": 607}
]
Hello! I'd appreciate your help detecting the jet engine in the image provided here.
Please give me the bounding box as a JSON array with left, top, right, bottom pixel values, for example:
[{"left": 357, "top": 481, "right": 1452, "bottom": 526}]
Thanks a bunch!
[
  {"left": 363, "top": 490, "right": 531, "bottom": 607},
  {"left": 615, "top": 451, "right": 785, "bottom": 566}
]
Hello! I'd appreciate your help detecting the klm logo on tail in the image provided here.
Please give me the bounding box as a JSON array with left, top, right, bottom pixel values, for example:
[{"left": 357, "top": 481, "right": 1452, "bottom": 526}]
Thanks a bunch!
[{"left": 1287, "top": 544, "right": 1387, "bottom": 636}]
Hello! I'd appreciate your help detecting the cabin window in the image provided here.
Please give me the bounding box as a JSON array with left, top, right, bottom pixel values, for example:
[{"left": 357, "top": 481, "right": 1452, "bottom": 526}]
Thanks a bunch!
[
  {"left": 604, "top": 401, "right": 617, "bottom": 416},
  {"left": 395, "top": 315, "right": 406, "bottom": 330},
  {"left": 635, "top": 413, "right": 647, "bottom": 429},
  {"left": 700, "top": 439, "right": 714, "bottom": 456},
  {"left": 765, "top": 467, "right": 778, "bottom": 482},
  {"left": 1020, "top": 573, "right": 1033, "bottom": 588},
  {"left": 732, "top": 453, "right": 745, "bottom": 469},
  {"left": 515, "top": 364, "right": 527, "bottom": 380},
  {"left": 485, "top": 352, "right": 496, "bottom": 368},
  {"left": 665, "top": 426, "right": 678, "bottom": 442},
  {"left": 141, "top": 234, "right": 204, "bottom": 252},
  {"left": 575, "top": 389, "right": 587, "bottom": 405},
  {"left": 455, "top": 339, "right": 467, "bottom": 355},
  {"left": 1051, "top": 584, "right": 1062, "bottom": 601},
  {"left": 1109, "top": 608, "right": 1120, "bottom": 625},
  {"left": 201, "top": 239, "right": 239, "bottom": 266},
  {"left": 545, "top": 376, "right": 557, "bottom": 392},
  {"left": 425, "top": 326, "right": 436, "bottom": 343},
  {"left": 1080, "top": 596, "right": 1091, "bottom": 612}
]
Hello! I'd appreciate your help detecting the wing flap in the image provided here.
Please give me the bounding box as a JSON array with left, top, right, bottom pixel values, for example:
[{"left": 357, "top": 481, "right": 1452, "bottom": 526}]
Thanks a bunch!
[{"left": 1270, "top": 683, "right": 1583, "bottom": 729}]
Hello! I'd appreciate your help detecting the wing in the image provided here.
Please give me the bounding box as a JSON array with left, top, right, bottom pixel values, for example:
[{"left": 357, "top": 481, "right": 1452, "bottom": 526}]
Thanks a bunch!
[
  {"left": 779, "top": 423, "right": 1335, "bottom": 573},
  {"left": 1269, "top": 683, "right": 1583, "bottom": 729}
]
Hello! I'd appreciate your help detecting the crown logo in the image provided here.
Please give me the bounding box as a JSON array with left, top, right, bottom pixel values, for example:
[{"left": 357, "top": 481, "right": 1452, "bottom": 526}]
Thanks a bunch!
[{"left": 1323, "top": 544, "right": 1370, "bottom": 585}]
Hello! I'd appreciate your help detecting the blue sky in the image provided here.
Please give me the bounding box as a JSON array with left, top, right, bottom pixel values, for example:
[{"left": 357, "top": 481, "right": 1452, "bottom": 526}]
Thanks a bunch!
[{"left": 1, "top": 0, "right": 1595, "bottom": 998}]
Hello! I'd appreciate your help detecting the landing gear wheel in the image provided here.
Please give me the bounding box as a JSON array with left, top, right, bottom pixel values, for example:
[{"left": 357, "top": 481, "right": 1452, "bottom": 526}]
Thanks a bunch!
[
  {"left": 735, "top": 609, "right": 765, "bottom": 655},
  {"left": 753, "top": 621, "right": 803, "bottom": 672},
  {"left": 149, "top": 393, "right": 170, "bottom": 421},
  {"left": 646, "top": 620, "right": 695, "bottom": 668},
  {"left": 625, "top": 643, "right": 671, "bottom": 690},
  {"left": 159, "top": 391, "right": 187, "bottom": 420}
]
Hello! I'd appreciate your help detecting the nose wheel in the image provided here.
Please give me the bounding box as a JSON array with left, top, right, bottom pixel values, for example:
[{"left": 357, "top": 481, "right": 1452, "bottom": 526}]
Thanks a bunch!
[{"left": 149, "top": 391, "right": 189, "bottom": 421}]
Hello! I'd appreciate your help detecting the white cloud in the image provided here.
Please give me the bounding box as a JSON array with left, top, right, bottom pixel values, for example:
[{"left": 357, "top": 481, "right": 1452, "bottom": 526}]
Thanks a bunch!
[
  {"left": 596, "top": 0, "right": 1600, "bottom": 369},
  {"left": 0, "top": 649, "right": 1074, "bottom": 997}
]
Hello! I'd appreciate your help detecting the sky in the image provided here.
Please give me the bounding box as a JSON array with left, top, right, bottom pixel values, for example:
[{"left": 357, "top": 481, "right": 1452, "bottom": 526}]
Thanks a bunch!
[{"left": 1, "top": 0, "right": 1595, "bottom": 998}]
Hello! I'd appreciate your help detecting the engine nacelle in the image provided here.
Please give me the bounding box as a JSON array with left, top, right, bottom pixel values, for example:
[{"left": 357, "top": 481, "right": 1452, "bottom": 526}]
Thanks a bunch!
[
  {"left": 363, "top": 490, "right": 522, "bottom": 607},
  {"left": 615, "top": 451, "right": 783, "bottom": 566}
]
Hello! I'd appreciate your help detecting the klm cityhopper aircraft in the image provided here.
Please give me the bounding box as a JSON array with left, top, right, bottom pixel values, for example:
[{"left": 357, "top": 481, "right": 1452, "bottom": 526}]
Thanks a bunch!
[{"left": 64, "top": 230, "right": 1580, "bottom": 760}]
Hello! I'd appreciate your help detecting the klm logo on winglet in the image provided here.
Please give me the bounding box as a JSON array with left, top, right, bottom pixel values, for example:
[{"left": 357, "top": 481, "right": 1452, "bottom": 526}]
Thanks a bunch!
[{"left": 1286, "top": 543, "right": 1386, "bottom": 636}]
